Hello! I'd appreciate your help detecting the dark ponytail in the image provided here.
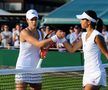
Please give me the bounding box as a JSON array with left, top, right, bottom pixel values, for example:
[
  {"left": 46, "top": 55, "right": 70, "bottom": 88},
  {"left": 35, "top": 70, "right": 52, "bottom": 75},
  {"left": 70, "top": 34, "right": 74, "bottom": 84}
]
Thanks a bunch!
[{"left": 95, "top": 18, "right": 103, "bottom": 33}]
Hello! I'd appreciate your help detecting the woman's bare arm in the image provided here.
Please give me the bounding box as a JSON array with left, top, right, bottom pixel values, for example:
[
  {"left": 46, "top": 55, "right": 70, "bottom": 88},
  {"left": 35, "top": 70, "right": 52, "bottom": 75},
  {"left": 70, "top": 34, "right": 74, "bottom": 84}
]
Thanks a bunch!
[
  {"left": 20, "top": 30, "right": 53, "bottom": 48},
  {"left": 95, "top": 35, "right": 108, "bottom": 59},
  {"left": 63, "top": 38, "right": 82, "bottom": 53}
]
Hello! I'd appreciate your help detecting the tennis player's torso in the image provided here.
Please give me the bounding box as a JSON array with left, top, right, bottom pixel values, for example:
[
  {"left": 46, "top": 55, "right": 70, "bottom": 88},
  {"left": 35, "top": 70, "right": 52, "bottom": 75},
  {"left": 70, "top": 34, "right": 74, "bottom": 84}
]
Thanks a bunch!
[
  {"left": 16, "top": 29, "right": 42, "bottom": 69},
  {"left": 82, "top": 30, "right": 105, "bottom": 73}
]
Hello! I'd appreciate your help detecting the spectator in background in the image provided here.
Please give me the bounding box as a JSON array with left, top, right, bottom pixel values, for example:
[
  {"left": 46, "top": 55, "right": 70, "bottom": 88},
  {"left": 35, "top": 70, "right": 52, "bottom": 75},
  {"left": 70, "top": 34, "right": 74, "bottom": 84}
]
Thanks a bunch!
[
  {"left": 42, "top": 26, "right": 49, "bottom": 38},
  {"left": 69, "top": 25, "right": 82, "bottom": 46},
  {"left": 45, "top": 26, "right": 56, "bottom": 38},
  {"left": 43, "top": 25, "right": 57, "bottom": 48},
  {"left": 39, "top": 26, "right": 45, "bottom": 38},
  {"left": 66, "top": 26, "right": 74, "bottom": 43},
  {"left": 43, "top": 26, "right": 55, "bottom": 38},
  {"left": 12, "top": 24, "right": 22, "bottom": 48},
  {"left": 0, "top": 25, "right": 4, "bottom": 33},
  {"left": 56, "top": 29, "right": 66, "bottom": 52},
  {"left": 102, "top": 25, "right": 108, "bottom": 49},
  {"left": 0, "top": 25, "right": 4, "bottom": 46},
  {"left": 0, "top": 24, "right": 12, "bottom": 48}
]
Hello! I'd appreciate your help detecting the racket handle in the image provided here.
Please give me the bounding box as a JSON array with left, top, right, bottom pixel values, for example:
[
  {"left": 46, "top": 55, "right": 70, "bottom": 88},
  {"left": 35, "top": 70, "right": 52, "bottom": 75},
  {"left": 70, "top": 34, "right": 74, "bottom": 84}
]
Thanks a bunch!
[{"left": 36, "top": 58, "right": 43, "bottom": 68}]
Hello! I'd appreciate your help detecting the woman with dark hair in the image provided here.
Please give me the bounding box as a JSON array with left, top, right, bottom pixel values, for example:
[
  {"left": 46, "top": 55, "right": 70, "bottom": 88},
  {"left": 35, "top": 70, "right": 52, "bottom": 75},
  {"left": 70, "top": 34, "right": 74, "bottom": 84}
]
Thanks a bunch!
[
  {"left": 95, "top": 18, "right": 104, "bottom": 33},
  {"left": 58, "top": 10, "right": 108, "bottom": 90}
]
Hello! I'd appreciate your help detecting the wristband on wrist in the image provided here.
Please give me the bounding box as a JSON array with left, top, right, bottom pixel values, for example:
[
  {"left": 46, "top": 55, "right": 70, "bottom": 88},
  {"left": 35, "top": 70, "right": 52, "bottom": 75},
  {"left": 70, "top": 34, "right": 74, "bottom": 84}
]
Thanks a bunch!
[{"left": 51, "top": 35, "right": 58, "bottom": 42}]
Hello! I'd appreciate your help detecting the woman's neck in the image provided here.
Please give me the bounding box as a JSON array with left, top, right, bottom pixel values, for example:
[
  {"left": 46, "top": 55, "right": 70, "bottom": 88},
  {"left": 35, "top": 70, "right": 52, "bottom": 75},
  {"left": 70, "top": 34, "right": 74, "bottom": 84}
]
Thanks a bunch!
[
  {"left": 85, "top": 27, "right": 94, "bottom": 40},
  {"left": 86, "top": 26, "right": 94, "bottom": 35},
  {"left": 27, "top": 26, "right": 36, "bottom": 32}
]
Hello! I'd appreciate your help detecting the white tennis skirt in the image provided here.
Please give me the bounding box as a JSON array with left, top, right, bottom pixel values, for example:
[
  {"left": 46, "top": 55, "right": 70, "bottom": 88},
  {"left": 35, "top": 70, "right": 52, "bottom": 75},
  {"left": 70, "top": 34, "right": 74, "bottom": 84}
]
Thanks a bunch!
[
  {"left": 15, "top": 73, "right": 42, "bottom": 84},
  {"left": 83, "top": 71, "right": 107, "bottom": 87}
]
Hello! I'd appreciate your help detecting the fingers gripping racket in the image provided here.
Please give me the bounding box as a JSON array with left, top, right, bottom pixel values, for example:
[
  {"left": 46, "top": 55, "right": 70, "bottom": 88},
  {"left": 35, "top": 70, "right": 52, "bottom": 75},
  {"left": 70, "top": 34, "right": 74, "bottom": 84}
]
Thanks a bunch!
[{"left": 36, "top": 43, "right": 54, "bottom": 68}]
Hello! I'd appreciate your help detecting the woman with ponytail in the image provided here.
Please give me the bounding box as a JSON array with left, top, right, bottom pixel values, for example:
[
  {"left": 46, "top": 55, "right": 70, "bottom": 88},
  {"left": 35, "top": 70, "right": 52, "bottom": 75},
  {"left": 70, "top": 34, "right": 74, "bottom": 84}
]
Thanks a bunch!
[
  {"left": 59, "top": 10, "right": 108, "bottom": 90},
  {"left": 95, "top": 18, "right": 104, "bottom": 33}
]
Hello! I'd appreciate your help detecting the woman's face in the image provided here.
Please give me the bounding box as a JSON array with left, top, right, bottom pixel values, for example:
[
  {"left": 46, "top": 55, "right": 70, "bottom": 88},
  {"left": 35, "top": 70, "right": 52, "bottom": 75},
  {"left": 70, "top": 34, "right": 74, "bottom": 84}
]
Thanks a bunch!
[
  {"left": 56, "top": 30, "right": 66, "bottom": 38},
  {"left": 4, "top": 25, "right": 9, "bottom": 31},
  {"left": 80, "top": 19, "right": 89, "bottom": 29},
  {"left": 27, "top": 17, "right": 38, "bottom": 29},
  {"left": 16, "top": 25, "right": 20, "bottom": 30}
]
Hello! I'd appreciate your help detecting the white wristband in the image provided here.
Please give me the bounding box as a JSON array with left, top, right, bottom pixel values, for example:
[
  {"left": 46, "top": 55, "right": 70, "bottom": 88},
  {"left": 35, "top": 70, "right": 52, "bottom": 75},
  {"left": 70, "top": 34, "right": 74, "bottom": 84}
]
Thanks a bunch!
[
  {"left": 51, "top": 35, "right": 58, "bottom": 42},
  {"left": 60, "top": 38, "right": 67, "bottom": 43}
]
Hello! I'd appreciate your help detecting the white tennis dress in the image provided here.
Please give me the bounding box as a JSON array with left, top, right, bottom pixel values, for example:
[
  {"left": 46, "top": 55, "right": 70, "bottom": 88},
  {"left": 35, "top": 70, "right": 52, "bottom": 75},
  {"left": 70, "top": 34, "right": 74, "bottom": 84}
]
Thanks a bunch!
[
  {"left": 82, "top": 30, "right": 107, "bottom": 87},
  {"left": 15, "top": 29, "right": 42, "bottom": 84}
]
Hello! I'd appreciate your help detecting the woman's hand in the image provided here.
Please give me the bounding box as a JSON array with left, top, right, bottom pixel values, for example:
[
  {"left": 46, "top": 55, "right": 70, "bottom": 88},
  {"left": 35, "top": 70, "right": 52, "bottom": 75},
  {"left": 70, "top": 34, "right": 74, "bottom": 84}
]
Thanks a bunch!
[{"left": 40, "top": 48, "right": 48, "bottom": 59}]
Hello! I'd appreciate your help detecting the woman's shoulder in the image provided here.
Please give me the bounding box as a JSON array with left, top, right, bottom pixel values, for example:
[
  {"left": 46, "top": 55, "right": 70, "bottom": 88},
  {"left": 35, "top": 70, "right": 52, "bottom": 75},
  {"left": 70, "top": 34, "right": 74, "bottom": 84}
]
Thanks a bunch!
[
  {"left": 20, "top": 28, "right": 28, "bottom": 34},
  {"left": 94, "top": 30, "right": 102, "bottom": 36}
]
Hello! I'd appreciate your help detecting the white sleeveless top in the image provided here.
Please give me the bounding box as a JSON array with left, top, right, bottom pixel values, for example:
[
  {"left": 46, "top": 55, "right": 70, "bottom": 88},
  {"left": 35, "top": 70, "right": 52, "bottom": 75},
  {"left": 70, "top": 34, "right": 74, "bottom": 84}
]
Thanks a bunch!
[
  {"left": 16, "top": 30, "right": 42, "bottom": 69},
  {"left": 81, "top": 30, "right": 105, "bottom": 74}
]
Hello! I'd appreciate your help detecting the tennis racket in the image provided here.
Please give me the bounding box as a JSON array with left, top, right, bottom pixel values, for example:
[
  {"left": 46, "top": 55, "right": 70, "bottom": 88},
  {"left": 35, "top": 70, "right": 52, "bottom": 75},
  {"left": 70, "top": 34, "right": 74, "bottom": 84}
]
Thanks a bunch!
[
  {"left": 37, "top": 30, "right": 56, "bottom": 68},
  {"left": 36, "top": 58, "right": 43, "bottom": 68},
  {"left": 36, "top": 43, "right": 54, "bottom": 68}
]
